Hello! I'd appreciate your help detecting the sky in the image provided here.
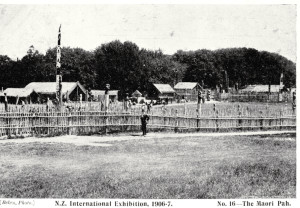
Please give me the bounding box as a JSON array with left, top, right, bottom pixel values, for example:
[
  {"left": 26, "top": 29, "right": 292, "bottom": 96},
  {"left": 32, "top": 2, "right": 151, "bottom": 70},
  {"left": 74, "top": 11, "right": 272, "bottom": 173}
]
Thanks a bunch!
[{"left": 0, "top": 4, "right": 297, "bottom": 62}]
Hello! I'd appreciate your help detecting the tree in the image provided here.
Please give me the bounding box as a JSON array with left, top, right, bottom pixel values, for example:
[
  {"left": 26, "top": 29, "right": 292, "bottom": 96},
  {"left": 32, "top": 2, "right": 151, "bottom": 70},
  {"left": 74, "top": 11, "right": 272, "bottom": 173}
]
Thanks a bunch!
[
  {"left": 20, "top": 48, "right": 46, "bottom": 86},
  {"left": 44, "top": 47, "right": 96, "bottom": 88},
  {"left": 95, "top": 40, "right": 143, "bottom": 97},
  {"left": 0, "top": 55, "right": 14, "bottom": 89},
  {"left": 174, "top": 47, "right": 296, "bottom": 89},
  {"left": 0, "top": 42, "right": 296, "bottom": 95}
]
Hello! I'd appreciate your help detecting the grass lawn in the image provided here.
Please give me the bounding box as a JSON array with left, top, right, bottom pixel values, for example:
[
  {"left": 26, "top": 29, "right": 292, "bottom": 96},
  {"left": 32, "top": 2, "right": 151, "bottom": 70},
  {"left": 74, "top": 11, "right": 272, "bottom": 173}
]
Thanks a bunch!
[{"left": 0, "top": 133, "right": 296, "bottom": 199}]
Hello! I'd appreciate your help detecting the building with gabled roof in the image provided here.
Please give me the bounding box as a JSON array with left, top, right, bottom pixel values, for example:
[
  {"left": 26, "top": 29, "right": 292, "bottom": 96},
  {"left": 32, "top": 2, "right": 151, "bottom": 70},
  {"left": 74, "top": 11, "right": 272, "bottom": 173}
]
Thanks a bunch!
[
  {"left": 25, "top": 81, "right": 87, "bottom": 102},
  {"left": 90, "top": 90, "right": 119, "bottom": 102},
  {"left": 239, "top": 85, "right": 282, "bottom": 93},
  {"left": 153, "top": 84, "right": 175, "bottom": 94},
  {"left": 174, "top": 82, "right": 201, "bottom": 101},
  {"left": 132, "top": 90, "right": 143, "bottom": 98},
  {"left": 174, "top": 82, "right": 200, "bottom": 90},
  {"left": 0, "top": 88, "right": 39, "bottom": 104},
  {"left": 148, "top": 84, "right": 175, "bottom": 103}
]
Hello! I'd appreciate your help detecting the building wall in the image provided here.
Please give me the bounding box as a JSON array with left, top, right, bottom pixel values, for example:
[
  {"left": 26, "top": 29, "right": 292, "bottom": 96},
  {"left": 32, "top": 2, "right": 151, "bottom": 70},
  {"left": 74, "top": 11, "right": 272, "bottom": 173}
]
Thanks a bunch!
[
  {"left": 175, "top": 88, "right": 198, "bottom": 101},
  {"left": 68, "top": 86, "right": 87, "bottom": 101},
  {"left": 0, "top": 92, "right": 40, "bottom": 104},
  {"left": 91, "top": 94, "right": 118, "bottom": 102},
  {"left": 215, "top": 92, "right": 292, "bottom": 103}
]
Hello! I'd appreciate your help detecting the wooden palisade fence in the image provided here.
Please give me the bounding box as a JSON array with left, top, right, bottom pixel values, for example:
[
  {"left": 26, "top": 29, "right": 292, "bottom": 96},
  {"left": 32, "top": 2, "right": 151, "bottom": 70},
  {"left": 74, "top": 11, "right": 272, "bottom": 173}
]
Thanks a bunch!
[{"left": 0, "top": 102, "right": 296, "bottom": 139}]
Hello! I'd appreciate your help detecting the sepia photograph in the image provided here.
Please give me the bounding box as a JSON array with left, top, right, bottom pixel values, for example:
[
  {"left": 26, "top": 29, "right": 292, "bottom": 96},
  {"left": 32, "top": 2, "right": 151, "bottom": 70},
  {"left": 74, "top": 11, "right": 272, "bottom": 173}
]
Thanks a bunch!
[{"left": 0, "top": 1, "right": 297, "bottom": 207}]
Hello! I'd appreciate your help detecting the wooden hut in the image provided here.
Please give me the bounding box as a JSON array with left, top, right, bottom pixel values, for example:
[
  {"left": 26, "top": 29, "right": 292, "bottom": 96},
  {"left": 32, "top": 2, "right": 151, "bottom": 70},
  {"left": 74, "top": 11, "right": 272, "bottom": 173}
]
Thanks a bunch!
[
  {"left": 132, "top": 90, "right": 143, "bottom": 98},
  {"left": 239, "top": 85, "right": 282, "bottom": 93},
  {"left": 174, "top": 82, "right": 201, "bottom": 101},
  {"left": 90, "top": 90, "right": 119, "bottom": 102},
  {"left": 230, "top": 84, "right": 287, "bottom": 102},
  {"left": 0, "top": 88, "right": 39, "bottom": 104},
  {"left": 25, "top": 81, "right": 87, "bottom": 102},
  {"left": 148, "top": 84, "right": 175, "bottom": 103}
]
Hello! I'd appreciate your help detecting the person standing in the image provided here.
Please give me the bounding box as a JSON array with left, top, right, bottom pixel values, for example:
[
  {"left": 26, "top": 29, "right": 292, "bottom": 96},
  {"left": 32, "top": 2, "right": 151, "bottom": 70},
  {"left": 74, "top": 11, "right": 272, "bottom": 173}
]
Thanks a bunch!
[
  {"left": 141, "top": 103, "right": 146, "bottom": 112},
  {"left": 141, "top": 110, "right": 150, "bottom": 136},
  {"left": 4, "top": 93, "right": 8, "bottom": 112},
  {"left": 147, "top": 102, "right": 152, "bottom": 113},
  {"left": 292, "top": 91, "right": 296, "bottom": 114}
]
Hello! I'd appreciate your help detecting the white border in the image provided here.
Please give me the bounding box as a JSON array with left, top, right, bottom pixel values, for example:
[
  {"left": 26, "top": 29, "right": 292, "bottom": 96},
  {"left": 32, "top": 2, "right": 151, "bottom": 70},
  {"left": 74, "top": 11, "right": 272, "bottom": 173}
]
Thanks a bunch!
[{"left": 0, "top": 1, "right": 298, "bottom": 208}]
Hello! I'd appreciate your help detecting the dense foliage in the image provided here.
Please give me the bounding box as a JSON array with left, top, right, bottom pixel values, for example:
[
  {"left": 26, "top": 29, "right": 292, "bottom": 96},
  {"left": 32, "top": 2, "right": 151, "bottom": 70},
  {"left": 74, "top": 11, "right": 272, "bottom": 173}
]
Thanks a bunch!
[{"left": 0, "top": 41, "right": 296, "bottom": 98}]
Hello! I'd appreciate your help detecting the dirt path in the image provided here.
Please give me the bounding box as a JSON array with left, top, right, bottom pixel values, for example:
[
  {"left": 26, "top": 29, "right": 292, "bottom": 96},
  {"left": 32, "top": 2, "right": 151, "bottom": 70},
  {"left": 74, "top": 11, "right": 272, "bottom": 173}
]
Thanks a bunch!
[{"left": 0, "top": 130, "right": 295, "bottom": 146}]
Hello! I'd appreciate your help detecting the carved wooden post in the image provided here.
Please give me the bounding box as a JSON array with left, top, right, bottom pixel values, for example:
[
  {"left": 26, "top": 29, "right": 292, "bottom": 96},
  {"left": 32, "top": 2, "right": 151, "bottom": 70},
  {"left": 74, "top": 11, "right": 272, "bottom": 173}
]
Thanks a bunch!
[
  {"left": 85, "top": 90, "right": 88, "bottom": 101},
  {"left": 196, "top": 109, "right": 200, "bottom": 132},
  {"left": 279, "top": 109, "right": 283, "bottom": 130},
  {"left": 104, "top": 84, "right": 110, "bottom": 135},
  {"left": 197, "top": 90, "right": 201, "bottom": 117},
  {"left": 260, "top": 110, "right": 263, "bottom": 130},
  {"left": 4, "top": 93, "right": 10, "bottom": 137},
  {"left": 238, "top": 104, "right": 242, "bottom": 130},
  {"left": 66, "top": 91, "right": 69, "bottom": 102},
  {"left": 215, "top": 110, "right": 219, "bottom": 132},
  {"left": 213, "top": 103, "right": 216, "bottom": 118},
  {"left": 175, "top": 109, "right": 178, "bottom": 133},
  {"left": 68, "top": 112, "right": 72, "bottom": 135},
  {"left": 184, "top": 99, "right": 187, "bottom": 116},
  {"left": 4, "top": 93, "right": 8, "bottom": 112},
  {"left": 79, "top": 94, "right": 82, "bottom": 109}
]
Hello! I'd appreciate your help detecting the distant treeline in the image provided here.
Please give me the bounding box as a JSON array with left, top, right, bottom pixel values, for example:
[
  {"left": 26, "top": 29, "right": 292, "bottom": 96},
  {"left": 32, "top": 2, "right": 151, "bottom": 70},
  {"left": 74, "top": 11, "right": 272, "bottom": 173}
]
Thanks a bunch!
[{"left": 0, "top": 40, "right": 296, "bottom": 98}]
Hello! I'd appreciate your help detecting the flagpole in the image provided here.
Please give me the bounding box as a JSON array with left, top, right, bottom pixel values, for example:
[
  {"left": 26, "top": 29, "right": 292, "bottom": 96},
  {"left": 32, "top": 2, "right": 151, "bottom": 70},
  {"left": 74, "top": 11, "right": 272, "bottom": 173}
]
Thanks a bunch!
[{"left": 56, "top": 24, "right": 62, "bottom": 106}]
